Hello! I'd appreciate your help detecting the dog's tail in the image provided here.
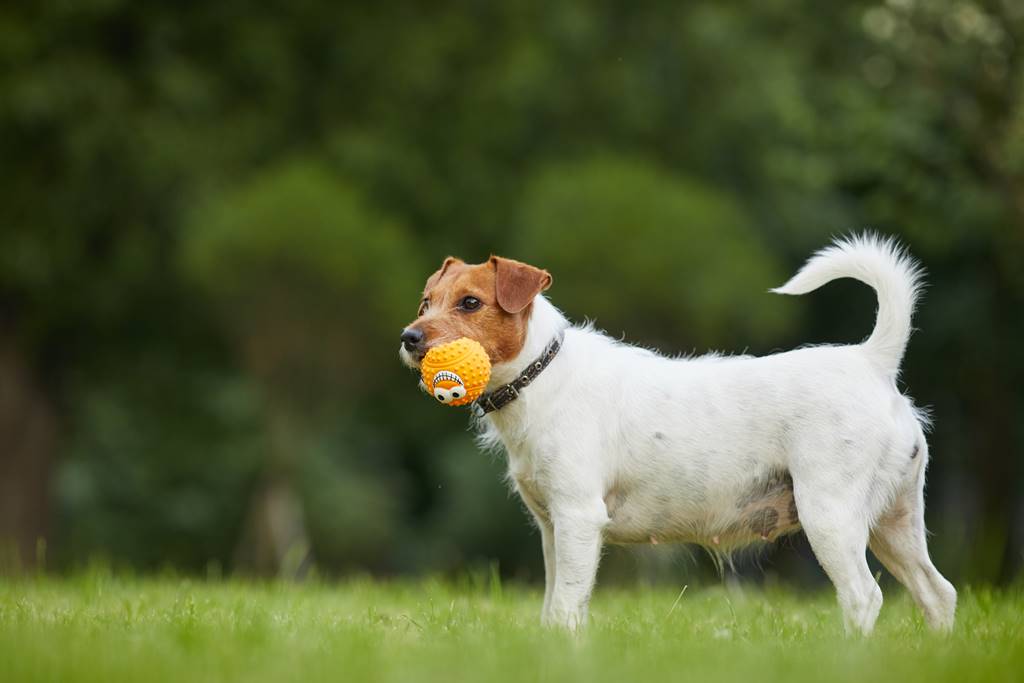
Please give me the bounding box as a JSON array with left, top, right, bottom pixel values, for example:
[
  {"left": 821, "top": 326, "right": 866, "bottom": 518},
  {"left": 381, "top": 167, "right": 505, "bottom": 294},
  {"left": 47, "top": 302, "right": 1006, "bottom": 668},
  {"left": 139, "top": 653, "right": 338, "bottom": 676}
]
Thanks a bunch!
[{"left": 771, "top": 234, "right": 924, "bottom": 377}]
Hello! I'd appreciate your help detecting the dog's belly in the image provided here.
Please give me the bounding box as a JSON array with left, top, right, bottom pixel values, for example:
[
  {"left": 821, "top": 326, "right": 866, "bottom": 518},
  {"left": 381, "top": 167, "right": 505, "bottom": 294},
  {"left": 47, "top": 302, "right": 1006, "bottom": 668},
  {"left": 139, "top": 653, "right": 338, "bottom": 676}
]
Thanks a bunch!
[{"left": 602, "top": 465, "right": 802, "bottom": 548}]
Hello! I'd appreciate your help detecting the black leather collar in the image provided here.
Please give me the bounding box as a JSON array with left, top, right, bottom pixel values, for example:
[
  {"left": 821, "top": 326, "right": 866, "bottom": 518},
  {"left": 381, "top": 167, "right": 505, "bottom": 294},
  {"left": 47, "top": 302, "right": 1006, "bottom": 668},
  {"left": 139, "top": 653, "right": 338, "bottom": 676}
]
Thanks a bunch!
[{"left": 474, "top": 332, "right": 564, "bottom": 415}]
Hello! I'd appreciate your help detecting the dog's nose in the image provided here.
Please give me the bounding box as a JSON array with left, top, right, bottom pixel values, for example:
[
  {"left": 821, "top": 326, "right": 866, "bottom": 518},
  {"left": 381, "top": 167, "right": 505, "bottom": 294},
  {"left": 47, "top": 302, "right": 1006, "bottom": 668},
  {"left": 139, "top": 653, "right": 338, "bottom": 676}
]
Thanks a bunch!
[{"left": 401, "top": 327, "right": 425, "bottom": 351}]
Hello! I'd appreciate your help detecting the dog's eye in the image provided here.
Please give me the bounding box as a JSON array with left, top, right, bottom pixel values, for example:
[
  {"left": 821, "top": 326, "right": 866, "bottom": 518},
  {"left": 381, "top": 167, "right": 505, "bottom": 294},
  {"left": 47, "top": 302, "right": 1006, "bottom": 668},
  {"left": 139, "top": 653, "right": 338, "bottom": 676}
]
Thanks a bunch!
[
  {"left": 459, "top": 296, "right": 481, "bottom": 311},
  {"left": 418, "top": 299, "right": 429, "bottom": 316}
]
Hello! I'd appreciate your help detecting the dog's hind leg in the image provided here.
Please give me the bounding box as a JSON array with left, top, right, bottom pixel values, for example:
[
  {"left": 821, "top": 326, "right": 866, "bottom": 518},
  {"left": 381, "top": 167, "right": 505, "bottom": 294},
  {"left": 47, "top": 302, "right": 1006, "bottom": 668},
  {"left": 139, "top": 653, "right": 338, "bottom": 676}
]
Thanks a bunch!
[
  {"left": 793, "top": 482, "right": 883, "bottom": 635},
  {"left": 869, "top": 443, "right": 957, "bottom": 631}
]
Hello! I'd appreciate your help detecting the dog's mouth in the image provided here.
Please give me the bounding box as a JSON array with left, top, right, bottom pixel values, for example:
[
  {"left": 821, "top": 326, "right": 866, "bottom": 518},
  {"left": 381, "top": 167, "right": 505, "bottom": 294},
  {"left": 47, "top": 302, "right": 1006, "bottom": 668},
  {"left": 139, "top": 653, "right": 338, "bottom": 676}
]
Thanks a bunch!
[{"left": 398, "top": 344, "right": 427, "bottom": 370}]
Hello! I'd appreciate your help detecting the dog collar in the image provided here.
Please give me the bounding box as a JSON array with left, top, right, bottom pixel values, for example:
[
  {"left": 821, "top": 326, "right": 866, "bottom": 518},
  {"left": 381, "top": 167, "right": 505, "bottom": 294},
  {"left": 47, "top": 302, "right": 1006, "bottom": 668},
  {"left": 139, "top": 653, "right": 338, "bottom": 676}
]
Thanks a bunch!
[{"left": 474, "top": 332, "right": 564, "bottom": 416}]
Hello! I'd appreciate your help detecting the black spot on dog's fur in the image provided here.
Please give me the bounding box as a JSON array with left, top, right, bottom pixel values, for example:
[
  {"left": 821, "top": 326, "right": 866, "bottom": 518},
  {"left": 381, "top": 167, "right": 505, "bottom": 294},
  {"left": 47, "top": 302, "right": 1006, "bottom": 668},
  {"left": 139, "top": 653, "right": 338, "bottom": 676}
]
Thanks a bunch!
[
  {"left": 910, "top": 443, "right": 919, "bottom": 459},
  {"left": 727, "top": 467, "right": 801, "bottom": 544}
]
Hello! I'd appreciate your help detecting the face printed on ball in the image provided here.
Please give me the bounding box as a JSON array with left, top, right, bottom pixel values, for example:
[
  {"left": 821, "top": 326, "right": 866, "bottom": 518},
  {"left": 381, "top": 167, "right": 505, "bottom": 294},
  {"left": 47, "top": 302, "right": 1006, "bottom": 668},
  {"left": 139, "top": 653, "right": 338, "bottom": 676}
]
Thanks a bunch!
[{"left": 431, "top": 371, "right": 467, "bottom": 404}]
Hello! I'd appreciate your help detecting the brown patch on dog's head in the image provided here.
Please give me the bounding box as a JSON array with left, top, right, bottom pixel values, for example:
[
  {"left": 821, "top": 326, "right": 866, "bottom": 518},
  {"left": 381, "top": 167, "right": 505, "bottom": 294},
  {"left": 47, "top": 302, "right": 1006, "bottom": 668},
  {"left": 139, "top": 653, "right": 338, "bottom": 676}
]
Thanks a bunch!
[{"left": 400, "top": 255, "right": 552, "bottom": 367}]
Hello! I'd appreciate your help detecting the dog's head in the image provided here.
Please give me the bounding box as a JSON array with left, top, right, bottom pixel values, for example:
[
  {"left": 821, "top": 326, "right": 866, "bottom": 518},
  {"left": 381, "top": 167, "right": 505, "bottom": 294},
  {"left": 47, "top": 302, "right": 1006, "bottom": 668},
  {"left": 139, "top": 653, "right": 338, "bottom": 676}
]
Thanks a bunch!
[{"left": 399, "top": 256, "right": 552, "bottom": 370}]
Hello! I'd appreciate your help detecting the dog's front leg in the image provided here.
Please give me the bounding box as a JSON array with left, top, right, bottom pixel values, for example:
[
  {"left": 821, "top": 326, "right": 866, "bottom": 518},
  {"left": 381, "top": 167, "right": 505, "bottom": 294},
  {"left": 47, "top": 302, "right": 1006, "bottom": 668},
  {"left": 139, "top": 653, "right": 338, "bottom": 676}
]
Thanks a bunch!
[
  {"left": 517, "top": 486, "right": 557, "bottom": 622},
  {"left": 545, "top": 500, "right": 608, "bottom": 631}
]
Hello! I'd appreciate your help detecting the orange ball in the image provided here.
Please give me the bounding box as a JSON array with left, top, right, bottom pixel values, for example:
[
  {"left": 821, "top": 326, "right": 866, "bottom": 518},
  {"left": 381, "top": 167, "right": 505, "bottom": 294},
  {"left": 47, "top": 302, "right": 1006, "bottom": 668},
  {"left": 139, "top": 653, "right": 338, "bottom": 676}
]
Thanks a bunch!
[{"left": 420, "top": 338, "right": 492, "bottom": 407}]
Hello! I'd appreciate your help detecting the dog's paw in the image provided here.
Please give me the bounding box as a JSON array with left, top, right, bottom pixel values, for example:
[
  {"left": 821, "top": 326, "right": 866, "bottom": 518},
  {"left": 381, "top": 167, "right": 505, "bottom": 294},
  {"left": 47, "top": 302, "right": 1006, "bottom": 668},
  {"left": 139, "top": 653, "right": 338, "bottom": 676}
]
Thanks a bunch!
[{"left": 542, "top": 608, "right": 586, "bottom": 632}]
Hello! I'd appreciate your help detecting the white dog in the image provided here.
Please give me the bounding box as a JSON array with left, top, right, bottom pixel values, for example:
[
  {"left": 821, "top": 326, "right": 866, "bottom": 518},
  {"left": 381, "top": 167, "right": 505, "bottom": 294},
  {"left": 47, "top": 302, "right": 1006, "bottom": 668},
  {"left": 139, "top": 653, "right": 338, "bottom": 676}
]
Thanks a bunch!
[{"left": 400, "top": 235, "right": 956, "bottom": 634}]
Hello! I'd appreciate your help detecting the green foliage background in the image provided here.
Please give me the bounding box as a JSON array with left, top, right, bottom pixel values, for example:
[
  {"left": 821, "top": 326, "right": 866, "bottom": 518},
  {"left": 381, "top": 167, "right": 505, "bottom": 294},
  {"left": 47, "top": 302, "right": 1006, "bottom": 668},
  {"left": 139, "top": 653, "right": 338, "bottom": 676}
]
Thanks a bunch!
[{"left": 1, "top": 0, "right": 1022, "bottom": 585}]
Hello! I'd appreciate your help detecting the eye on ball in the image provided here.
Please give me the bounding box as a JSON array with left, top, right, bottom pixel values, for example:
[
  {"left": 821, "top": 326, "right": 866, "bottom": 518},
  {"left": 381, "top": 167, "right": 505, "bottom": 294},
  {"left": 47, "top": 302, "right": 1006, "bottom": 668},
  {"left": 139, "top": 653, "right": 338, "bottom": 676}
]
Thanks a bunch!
[{"left": 419, "top": 337, "right": 491, "bottom": 406}]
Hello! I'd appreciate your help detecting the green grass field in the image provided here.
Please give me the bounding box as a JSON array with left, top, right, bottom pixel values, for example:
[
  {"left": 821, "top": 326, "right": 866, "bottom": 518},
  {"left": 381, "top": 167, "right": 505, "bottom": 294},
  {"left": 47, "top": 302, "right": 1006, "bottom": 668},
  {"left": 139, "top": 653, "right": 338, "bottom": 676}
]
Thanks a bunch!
[{"left": 1, "top": 574, "right": 1021, "bottom": 682}]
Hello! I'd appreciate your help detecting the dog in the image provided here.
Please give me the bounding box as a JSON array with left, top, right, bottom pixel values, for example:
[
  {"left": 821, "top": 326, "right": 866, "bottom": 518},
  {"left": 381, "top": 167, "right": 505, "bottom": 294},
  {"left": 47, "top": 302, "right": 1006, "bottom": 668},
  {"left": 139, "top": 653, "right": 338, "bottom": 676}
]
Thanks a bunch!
[{"left": 399, "top": 235, "right": 956, "bottom": 634}]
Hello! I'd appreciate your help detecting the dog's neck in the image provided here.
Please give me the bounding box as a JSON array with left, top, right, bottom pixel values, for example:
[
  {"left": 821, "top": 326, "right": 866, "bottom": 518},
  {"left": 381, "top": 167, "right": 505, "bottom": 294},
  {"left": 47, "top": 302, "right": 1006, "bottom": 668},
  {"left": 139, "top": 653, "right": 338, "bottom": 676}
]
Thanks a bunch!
[
  {"left": 487, "top": 295, "right": 569, "bottom": 389},
  {"left": 478, "top": 296, "right": 570, "bottom": 449}
]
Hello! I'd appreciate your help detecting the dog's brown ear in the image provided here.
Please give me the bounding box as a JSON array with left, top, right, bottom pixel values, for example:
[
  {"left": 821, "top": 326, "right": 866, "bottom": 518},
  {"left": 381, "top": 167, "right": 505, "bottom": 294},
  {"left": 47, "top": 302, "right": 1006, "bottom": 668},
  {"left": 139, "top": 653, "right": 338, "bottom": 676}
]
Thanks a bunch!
[
  {"left": 424, "top": 256, "right": 463, "bottom": 293},
  {"left": 490, "top": 256, "right": 552, "bottom": 314}
]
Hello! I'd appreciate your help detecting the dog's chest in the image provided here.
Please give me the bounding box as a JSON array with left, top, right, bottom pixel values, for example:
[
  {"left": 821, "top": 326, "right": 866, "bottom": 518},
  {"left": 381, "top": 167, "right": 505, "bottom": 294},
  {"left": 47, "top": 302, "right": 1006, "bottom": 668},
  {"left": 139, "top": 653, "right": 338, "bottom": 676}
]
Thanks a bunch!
[
  {"left": 507, "top": 452, "right": 551, "bottom": 520},
  {"left": 497, "top": 434, "right": 559, "bottom": 522}
]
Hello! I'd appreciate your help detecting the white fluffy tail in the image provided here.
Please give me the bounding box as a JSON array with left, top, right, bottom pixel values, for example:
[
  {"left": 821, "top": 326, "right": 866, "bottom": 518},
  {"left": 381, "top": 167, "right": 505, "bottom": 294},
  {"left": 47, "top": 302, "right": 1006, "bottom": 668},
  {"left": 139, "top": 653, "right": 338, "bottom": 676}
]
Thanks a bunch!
[{"left": 772, "top": 234, "right": 924, "bottom": 377}]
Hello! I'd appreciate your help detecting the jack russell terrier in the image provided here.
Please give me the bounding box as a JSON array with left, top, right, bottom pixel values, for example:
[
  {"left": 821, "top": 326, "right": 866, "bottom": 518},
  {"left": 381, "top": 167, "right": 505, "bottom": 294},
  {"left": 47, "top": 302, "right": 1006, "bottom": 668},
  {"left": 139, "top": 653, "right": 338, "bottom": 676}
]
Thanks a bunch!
[{"left": 399, "top": 235, "right": 956, "bottom": 634}]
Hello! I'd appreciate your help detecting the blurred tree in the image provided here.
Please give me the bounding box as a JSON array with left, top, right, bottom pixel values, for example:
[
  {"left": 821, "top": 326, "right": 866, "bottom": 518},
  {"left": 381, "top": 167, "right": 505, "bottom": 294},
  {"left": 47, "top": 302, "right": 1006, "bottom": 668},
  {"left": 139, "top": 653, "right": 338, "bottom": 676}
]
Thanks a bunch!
[
  {"left": 0, "top": 341, "right": 55, "bottom": 573},
  {"left": 182, "top": 160, "right": 420, "bottom": 575},
  {"left": 516, "top": 156, "right": 794, "bottom": 351}
]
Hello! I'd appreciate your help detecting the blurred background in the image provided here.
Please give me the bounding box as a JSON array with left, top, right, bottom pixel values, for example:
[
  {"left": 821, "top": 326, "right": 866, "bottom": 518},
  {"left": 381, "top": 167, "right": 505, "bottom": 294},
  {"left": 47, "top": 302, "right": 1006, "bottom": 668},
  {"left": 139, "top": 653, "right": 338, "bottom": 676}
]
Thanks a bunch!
[{"left": 1, "top": 0, "right": 1022, "bottom": 589}]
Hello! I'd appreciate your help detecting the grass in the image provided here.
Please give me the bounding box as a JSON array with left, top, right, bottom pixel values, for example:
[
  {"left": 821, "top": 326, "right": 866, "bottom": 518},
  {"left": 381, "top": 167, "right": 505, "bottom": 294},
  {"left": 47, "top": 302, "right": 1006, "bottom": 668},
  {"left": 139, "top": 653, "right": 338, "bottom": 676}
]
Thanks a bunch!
[{"left": 1, "top": 573, "right": 1022, "bottom": 683}]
